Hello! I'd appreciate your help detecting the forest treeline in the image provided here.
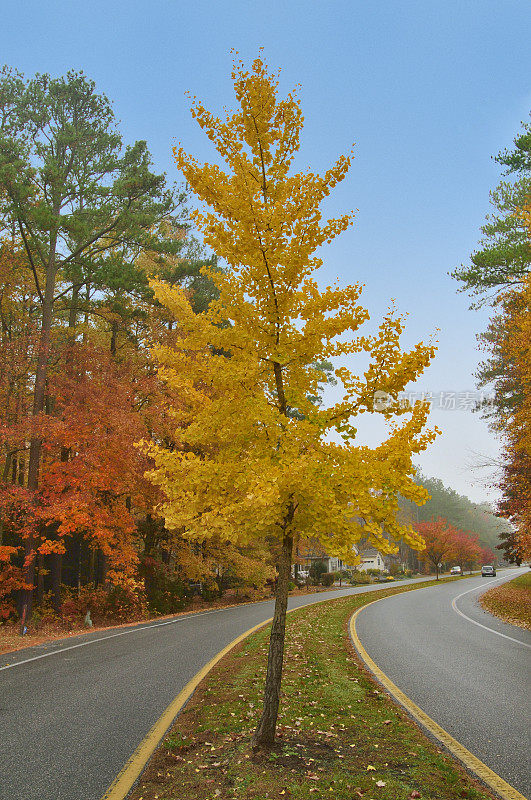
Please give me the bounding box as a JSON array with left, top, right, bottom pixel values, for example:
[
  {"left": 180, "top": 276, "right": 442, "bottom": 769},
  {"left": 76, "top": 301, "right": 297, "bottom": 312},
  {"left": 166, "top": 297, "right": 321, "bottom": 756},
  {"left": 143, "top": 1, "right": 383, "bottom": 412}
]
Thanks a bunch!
[
  {"left": 453, "top": 118, "right": 530, "bottom": 566},
  {"left": 403, "top": 475, "right": 507, "bottom": 554},
  {"left": 0, "top": 66, "right": 511, "bottom": 630},
  {"left": 0, "top": 67, "right": 276, "bottom": 626}
]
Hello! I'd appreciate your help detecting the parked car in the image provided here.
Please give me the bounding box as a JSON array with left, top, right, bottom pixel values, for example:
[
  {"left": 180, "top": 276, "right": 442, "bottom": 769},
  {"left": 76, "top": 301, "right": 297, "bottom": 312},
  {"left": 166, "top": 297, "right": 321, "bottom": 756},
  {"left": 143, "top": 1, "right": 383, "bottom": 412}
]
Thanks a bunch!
[
  {"left": 450, "top": 566, "right": 462, "bottom": 575},
  {"left": 481, "top": 565, "right": 496, "bottom": 577}
]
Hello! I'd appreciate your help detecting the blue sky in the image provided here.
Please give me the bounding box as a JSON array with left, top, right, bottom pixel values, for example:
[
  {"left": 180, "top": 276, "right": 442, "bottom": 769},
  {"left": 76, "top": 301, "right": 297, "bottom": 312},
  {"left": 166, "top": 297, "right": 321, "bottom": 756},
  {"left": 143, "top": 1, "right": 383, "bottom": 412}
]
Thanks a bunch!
[{"left": 2, "top": 0, "right": 530, "bottom": 502}]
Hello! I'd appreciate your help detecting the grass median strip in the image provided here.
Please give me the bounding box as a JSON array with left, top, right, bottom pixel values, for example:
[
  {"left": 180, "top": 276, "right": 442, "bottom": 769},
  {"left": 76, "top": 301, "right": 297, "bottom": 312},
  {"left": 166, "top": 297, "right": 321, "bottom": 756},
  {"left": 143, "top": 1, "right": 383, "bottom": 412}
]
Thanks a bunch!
[{"left": 130, "top": 578, "right": 498, "bottom": 800}]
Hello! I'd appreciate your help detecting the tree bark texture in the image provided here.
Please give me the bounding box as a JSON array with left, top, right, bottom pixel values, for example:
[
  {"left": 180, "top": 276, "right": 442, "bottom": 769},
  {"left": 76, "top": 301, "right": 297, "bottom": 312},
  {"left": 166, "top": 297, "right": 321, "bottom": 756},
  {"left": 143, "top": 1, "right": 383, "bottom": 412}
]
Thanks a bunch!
[
  {"left": 21, "top": 230, "right": 59, "bottom": 625},
  {"left": 51, "top": 553, "right": 62, "bottom": 614},
  {"left": 252, "top": 526, "right": 293, "bottom": 748}
]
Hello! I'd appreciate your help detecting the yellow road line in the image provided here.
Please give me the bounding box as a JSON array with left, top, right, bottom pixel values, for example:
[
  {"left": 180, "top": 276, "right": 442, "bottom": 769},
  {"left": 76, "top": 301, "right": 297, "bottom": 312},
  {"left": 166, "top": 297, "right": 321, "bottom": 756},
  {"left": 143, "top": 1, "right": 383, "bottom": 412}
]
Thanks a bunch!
[
  {"left": 100, "top": 617, "right": 272, "bottom": 800},
  {"left": 101, "top": 589, "right": 364, "bottom": 799},
  {"left": 101, "top": 590, "right": 353, "bottom": 799},
  {"left": 349, "top": 600, "right": 527, "bottom": 800},
  {"left": 100, "top": 578, "right": 492, "bottom": 800}
]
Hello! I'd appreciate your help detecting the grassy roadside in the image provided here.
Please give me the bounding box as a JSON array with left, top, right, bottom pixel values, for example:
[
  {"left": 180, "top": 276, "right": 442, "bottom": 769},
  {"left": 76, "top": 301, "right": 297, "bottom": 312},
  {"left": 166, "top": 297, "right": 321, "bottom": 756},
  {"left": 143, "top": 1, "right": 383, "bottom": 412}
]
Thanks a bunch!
[
  {"left": 130, "top": 577, "right": 497, "bottom": 800},
  {"left": 479, "top": 572, "right": 531, "bottom": 630}
]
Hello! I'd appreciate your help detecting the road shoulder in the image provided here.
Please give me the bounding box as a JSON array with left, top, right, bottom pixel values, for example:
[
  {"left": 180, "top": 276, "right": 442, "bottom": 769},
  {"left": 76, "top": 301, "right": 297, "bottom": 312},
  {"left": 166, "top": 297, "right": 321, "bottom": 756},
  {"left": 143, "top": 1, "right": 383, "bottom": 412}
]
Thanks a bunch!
[{"left": 478, "top": 572, "right": 531, "bottom": 631}]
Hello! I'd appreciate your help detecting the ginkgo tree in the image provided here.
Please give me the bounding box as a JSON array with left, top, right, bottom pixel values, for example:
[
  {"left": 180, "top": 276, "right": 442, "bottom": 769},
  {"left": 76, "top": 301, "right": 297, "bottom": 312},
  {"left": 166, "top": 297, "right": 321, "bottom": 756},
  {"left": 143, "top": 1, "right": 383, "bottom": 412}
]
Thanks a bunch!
[{"left": 146, "top": 56, "right": 437, "bottom": 748}]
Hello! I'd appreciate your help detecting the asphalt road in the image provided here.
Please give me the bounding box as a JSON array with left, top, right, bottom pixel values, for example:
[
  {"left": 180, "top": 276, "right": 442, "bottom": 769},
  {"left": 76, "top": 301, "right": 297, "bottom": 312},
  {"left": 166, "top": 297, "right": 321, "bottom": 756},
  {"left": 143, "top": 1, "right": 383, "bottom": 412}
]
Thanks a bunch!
[
  {"left": 0, "top": 575, "right": 435, "bottom": 800},
  {"left": 355, "top": 568, "right": 531, "bottom": 797}
]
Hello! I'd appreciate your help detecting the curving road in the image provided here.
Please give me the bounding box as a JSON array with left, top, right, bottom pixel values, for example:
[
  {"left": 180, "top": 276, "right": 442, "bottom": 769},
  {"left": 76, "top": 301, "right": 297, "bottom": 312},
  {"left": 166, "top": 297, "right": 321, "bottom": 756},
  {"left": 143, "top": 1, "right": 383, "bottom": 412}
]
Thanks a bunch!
[
  {"left": 0, "top": 576, "right": 435, "bottom": 800},
  {"left": 355, "top": 569, "right": 531, "bottom": 797}
]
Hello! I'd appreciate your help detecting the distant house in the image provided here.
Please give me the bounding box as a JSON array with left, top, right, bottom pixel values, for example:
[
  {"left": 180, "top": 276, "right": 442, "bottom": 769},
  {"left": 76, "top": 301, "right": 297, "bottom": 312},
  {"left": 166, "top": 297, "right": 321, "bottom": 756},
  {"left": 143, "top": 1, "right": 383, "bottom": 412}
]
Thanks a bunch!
[
  {"left": 293, "top": 546, "right": 360, "bottom": 577},
  {"left": 357, "top": 547, "right": 387, "bottom": 572},
  {"left": 306, "top": 555, "right": 348, "bottom": 573},
  {"left": 293, "top": 535, "right": 389, "bottom": 577}
]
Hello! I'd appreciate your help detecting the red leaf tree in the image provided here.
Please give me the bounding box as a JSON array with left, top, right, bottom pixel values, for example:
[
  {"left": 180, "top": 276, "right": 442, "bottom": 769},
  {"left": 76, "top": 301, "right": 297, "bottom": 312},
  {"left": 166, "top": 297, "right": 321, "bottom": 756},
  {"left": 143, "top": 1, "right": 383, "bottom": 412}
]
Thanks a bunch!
[{"left": 415, "top": 518, "right": 457, "bottom": 579}]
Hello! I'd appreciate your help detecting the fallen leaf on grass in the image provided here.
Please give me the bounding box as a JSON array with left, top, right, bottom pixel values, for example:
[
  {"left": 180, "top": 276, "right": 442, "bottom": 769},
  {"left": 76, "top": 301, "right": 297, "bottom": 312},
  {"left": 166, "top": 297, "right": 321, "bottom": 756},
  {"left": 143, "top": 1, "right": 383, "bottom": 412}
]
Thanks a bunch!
[
  {"left": 366, "top": 764, "right": 376, "bottom": 771},
  {"left": 376, "top": 780, "right": 386, "bottom": 787}
]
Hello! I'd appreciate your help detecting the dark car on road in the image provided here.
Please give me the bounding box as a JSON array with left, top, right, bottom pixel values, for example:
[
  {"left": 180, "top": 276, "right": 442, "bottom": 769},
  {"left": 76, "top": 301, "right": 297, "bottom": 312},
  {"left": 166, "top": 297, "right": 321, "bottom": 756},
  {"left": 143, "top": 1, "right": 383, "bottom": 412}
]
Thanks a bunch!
[{"left": 481, "top": 565, "right": 496, "bottom": 577}]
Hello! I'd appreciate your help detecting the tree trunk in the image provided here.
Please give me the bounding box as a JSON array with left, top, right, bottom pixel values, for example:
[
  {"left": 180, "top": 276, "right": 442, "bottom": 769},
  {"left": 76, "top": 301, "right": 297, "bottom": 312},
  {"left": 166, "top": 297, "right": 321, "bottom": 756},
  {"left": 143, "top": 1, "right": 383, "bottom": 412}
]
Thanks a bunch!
[
  {"left": 143, "top": 514, "right": 156, "bottom": 556},
  {"left": 17, "top": 456, "right": 25, "bottom": 487},
  {"left": 36, "top": 553, "right": 45, "bottom": 605},
  {"left": 51, "top": 553, "right": 62, "bottom": 614},
  {"left": 88, "top": 548, "right": 95, "bottom": 584},
  {"left": 95, "top": 550, "right": 108, "bottom": 588},
  {"left": 72, "top": 535, "right": 81, "bottom": 594},
  {"left": 110, "top": 320, "right": 118, "bottom": 356},
  {"left": 21, "top": 229, "right": 59, "bottom": 627},
  {"left": 252, "top": 527, "right": 293, "bottom": 748},
  {"left": 68, "top": 284, "right": 79, "bottom": 331},
  {"left": 82, "top": 284, "right": 91, "bottom": 344},
  {"left": 101, "top": 552, "right": 108, "bottom": 586},
  {"left": 252, "top": 358, "right": 296, "bottom": 748}
]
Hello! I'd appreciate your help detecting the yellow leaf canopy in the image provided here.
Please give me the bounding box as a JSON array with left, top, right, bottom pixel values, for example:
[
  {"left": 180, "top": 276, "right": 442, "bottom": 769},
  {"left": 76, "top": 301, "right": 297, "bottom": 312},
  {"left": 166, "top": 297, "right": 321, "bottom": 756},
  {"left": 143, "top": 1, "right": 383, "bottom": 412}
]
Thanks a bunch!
[{"left": 147, "top": 56, "right": 437, "bottom": 560}]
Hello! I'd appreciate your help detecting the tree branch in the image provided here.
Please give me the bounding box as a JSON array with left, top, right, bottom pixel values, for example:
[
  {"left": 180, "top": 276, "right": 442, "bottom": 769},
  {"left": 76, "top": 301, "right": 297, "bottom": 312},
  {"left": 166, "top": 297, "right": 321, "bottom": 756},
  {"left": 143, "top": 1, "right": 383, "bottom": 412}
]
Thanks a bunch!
[{"left": 17, "top": 219, "right": 43, "bottom": 303}]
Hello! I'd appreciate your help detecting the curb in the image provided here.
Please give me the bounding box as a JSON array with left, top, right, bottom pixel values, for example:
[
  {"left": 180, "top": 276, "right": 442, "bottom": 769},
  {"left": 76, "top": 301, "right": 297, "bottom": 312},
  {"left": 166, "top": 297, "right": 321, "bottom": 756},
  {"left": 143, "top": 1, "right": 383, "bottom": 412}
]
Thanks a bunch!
[
  {"left": 99, "top": 575, "right": 486, "bottom": 800},
  {"left": 349, "top": 600, "right": 526, "bottom": 800},
  {"left": 100, "top": 587, "right": 371, "bottom": 799},
  {"left": 100, "top": 617, "right": 272, "bottom": 799}
]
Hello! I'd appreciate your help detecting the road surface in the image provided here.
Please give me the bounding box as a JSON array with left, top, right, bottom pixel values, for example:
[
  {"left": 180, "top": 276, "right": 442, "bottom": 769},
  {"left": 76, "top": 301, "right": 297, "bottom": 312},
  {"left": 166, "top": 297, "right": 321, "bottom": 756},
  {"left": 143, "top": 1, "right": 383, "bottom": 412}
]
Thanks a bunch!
[
  {"left": 0, "top": 576, "right": 434, "bottom": 800},
  {"left": 355, "top": 569, "right": 530, "bottom": 796}
]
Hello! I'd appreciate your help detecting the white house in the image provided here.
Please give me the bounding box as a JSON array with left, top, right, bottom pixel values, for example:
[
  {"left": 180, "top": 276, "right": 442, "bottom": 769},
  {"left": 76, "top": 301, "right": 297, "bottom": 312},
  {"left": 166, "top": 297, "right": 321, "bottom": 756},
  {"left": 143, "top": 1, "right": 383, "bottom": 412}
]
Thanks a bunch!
[
  {"left": 293, "top": 539, "right": 389, "bottom": 577},
  {"left": 357, "top": 547, "right": 387, "bottom": 572},
  {"left": 293, "top": 546, "right": 360, "bottom": 577}
]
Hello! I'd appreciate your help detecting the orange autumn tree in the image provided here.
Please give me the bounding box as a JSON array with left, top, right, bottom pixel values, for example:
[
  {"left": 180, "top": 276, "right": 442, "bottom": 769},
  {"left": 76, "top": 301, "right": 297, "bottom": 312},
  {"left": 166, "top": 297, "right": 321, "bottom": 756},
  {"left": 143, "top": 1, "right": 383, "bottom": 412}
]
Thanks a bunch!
[
  {"left": 0, "top": 238, "right": 40, "bottom": 618},
  {"left": 415, "top": 517, "right": 458, "bottom": 579},
  {"left": 147, "top": 56, "right": 437, "bottom": 747},
  {"left": 452, "top": 529, "right": 483, "bottom": 574},
  {"left": 483, "top": 201, "right": 531, "bottom": 563},
  {"left": 454, "top": 121, "right": 530, "bottom": 565},
  {"left": 497, "top": 208, "right": 531, "bottom": 561},
  {"left": 37, "top": 345, "right": 148, "bottom": 595},
  {"left": 0, "top": 486, "right": 34, "bottom": 620}
]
